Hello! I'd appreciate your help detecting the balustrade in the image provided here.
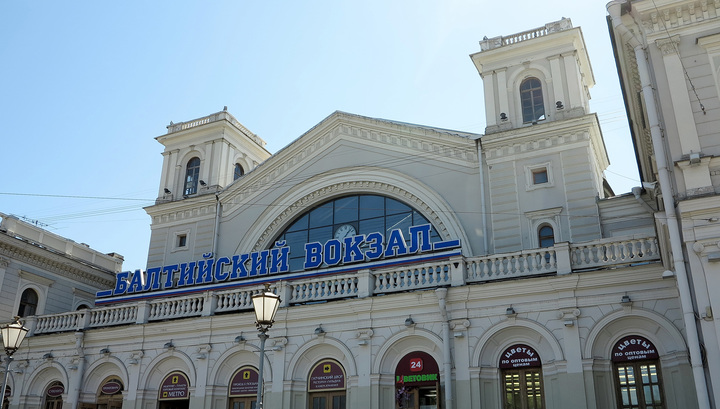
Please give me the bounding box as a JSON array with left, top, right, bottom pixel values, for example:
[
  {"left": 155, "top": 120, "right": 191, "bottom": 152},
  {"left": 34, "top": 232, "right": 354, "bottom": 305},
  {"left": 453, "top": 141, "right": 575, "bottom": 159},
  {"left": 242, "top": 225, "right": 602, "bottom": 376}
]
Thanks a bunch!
[{"left": 27, "top": 235, "right": 661, "bottom": 335}]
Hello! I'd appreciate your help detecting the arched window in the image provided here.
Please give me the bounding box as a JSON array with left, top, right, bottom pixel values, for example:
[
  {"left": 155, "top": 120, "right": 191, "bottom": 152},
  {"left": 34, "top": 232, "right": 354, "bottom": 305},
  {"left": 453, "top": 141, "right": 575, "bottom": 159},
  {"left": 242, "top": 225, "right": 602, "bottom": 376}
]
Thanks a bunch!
[
  {"left": 18, "top": 288, "right": 38, "bottom": 317},
  {"left": 500, "top": 344, "right": 544, "bottom": 409},
  {"left": 612, "top": 336, "right": 665, "bottom": 409},
  {"left": 228, "top": 366, "right": 258, "bottom": 409},
  {"left": 96, "top": 377, "right": 123, "bottom": 409},
  {"left": 538, "top": 225, "right": 555, "bottom": 248},
  {"left": 520, "top": 77, "right": 545, "bottom": 123},
  {"left": 272, "top": 195, "right": 441, "bottom": 272},
  {"left": 44, "top": 381, "right": 64, "bottom": 409},
  {"left": 184, "top": 157, "right": 201, "bottom": 195},
  {"left": 234, "top": 164, "right": 244, "bottom": 180},
  {"left": 308, "top": 360, "right": 346, "bottom": 409}
]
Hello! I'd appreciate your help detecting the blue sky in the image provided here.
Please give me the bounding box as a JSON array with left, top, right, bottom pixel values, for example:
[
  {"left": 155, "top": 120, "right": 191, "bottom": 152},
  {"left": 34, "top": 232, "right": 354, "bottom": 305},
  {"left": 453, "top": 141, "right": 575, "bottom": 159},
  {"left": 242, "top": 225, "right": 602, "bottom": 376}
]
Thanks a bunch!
[{"left": 0, "top": 1, "right": 638, "bottom": 271}]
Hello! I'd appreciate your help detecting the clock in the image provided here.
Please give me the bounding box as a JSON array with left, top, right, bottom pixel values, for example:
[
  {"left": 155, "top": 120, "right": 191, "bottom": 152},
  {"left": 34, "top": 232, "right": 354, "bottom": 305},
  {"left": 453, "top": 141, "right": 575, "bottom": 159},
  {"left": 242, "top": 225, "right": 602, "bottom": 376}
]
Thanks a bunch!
[{"left": 334, "top": 224, "right": 357, "bottom": 240}]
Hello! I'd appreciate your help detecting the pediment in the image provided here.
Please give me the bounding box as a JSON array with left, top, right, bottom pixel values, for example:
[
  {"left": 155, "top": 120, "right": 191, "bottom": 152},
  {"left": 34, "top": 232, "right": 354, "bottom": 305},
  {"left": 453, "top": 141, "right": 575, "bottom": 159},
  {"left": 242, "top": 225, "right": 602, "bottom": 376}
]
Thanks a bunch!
[{"left": 221, "top": 111, "right": 479, "bottom": 206}]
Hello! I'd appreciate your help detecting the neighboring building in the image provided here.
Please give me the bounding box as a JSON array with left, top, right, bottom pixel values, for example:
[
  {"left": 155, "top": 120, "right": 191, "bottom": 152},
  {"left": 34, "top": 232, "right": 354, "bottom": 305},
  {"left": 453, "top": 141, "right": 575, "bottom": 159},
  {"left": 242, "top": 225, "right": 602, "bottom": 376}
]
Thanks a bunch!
[
  {"left": 0, "top": 213, "right": 122, "bottom": 321},
  {"left": 0, "top": 16, "right": 710, "bottom": 409},
  {"left": 608, "top": 0, "right": 720, "bottom": 407}
]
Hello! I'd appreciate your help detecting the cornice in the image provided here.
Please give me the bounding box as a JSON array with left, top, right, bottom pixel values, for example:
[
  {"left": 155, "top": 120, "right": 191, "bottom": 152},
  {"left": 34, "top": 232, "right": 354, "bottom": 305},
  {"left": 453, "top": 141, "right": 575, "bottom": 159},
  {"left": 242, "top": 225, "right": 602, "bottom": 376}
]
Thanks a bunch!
[
  {"left": 482, "top": 115, "right": 605, "bottom": 165},
  {"left": 0, "top": 238, "right": 115, "bottom": 288},
  {"left": 635, "top": 0, "right": 720, "bottom": 37},
  {"left": 145, "top": 196, "right": 217, "bottom": 226}
]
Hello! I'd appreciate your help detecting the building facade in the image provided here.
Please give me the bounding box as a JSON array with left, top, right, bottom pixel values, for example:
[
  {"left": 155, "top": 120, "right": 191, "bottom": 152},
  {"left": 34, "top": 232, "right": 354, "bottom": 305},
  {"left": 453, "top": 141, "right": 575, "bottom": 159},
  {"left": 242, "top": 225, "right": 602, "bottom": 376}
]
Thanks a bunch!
[
  {"left": 608, "top": 0, "right": 720, "bottom": 407},
  {"left": 0, "top": 213, "right": 122, "bottom": 322},
  {"left": 1, "top": 13, "right": 713, "bottom": 409}
]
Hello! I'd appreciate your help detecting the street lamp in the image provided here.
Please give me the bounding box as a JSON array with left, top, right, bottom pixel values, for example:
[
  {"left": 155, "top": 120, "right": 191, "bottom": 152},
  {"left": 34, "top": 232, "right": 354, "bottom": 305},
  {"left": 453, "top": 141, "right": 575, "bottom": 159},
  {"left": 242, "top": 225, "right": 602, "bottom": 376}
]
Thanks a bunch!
[
  {"left": 0, "top": 317, "right": 29, "bottom": 409},
  {"left": 251, "top": 284, "right": 280, "bottom": 409}
]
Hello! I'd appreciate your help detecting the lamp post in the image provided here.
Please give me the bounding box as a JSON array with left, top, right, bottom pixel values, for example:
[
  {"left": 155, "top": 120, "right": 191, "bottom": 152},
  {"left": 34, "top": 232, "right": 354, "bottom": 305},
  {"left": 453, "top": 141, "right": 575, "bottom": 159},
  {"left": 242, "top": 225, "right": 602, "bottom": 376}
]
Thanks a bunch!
[
  {"left": 251, "top": 284, "right": 280, "bottom": 409},
  {"left": 0, "top": 317, "right": 29, "bottom": 409}
]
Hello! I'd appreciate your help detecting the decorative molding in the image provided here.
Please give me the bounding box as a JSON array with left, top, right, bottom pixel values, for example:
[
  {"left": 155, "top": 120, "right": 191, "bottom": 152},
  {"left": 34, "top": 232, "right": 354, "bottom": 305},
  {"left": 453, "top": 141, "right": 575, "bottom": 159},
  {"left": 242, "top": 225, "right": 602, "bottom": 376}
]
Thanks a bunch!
[
  {"left": 0, "top": 240, "right": 115, "bottom": 288},
  {"left": 655, "top": 36, "right": 681, "bottom": 56}
]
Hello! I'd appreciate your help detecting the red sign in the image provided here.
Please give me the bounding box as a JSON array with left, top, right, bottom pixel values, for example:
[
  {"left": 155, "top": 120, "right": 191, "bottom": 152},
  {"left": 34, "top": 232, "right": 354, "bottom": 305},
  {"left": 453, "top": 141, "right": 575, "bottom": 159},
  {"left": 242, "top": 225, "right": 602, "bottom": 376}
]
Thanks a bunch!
[
  {"left": 229, "top": 367, "right": 259, "bottom": 397},
  {"left": 499, "top": 344, "right": 542, "bottom": 369},
  {"left": 101, "top": 381, "right": 122, "bottom": 395},
  {"left": 612, "top": 335, "right": 659, "bottom": 362},
  {"left": 159, "top": 372, "right": 189, "bottom": 401},
  {"left": 395, "top": 352, "right": 439, "bottom": 386},
  {"left": 46, "top": 383, "right": 65, "bottom": 397},
  {"left": 308, "top": 360, "right": 346, "bottom": 391}
]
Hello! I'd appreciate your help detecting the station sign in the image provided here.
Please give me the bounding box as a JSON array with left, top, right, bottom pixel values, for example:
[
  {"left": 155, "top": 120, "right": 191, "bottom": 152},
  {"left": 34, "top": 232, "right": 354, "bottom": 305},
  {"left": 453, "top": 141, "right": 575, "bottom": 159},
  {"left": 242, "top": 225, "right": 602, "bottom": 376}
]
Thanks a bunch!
[{"left": 96, "top": 224, "right": 460, "bottom": 304}]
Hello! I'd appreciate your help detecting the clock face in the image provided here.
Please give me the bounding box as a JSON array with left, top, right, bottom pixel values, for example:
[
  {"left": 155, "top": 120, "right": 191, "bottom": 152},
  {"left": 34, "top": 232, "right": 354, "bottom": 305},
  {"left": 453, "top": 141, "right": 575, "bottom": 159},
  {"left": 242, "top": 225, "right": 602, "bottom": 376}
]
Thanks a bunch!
[{"left": 334, "top": 224, "right": 357, "bottom": 240}]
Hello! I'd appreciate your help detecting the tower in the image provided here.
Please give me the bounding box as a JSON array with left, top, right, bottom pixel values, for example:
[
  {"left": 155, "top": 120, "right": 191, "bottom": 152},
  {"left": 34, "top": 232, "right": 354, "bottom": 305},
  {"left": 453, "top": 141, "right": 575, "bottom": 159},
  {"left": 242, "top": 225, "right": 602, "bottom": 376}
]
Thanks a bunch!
[
  {"left": 154, "top": 108, "right": 271, "bottom": 202},
  {"left": 471, "top": 19, "right": 610, "bottom": 253}
]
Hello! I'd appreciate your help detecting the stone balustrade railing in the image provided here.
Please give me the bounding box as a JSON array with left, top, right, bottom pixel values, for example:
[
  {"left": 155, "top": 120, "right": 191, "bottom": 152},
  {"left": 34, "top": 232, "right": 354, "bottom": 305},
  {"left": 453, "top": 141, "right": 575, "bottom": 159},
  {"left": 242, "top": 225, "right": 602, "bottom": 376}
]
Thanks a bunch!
[
  {"left": 25, "top": 234, "right": 660, "bottom": 336},
  {"left": 479, "top": 18, "right": 573, "bottom": 51}
]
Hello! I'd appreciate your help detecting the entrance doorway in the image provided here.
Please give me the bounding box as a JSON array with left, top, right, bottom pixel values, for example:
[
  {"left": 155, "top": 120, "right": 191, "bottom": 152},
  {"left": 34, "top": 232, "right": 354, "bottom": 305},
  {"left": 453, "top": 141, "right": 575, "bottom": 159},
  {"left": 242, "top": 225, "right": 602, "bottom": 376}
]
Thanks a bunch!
[
  {"left": 228, "top": 396, "right": 256, "bottom": 409},
  {"left": 309, "top": 391, "right": 346, "bottom": 409}
]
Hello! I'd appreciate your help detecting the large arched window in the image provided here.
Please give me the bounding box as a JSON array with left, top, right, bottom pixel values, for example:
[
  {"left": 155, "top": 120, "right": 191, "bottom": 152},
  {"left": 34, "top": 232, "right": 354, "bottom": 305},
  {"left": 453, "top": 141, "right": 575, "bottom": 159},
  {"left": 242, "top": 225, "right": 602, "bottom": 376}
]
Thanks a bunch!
[
  {"left": 520, "top": 77, "right": 545, "bottom": 123},
  {"left": 184, "top": 157, "right": 201, "bottom": 195},
  {"left": 233, "top": 164, "right": 244, "bottom": 180},
  {"left": 18, "top": 288, "right": 38, "bottom": 317},
  {"left": 273, "top": 195, "right": 441, "bottom": 271}
]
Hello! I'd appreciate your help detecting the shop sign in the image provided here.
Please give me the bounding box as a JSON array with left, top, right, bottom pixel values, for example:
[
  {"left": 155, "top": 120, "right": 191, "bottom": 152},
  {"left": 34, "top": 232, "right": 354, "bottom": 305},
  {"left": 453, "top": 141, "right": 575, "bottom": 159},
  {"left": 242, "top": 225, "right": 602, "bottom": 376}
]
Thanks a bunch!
[
  {"left": 309, "top": 360, "right": 345, "bottom": 391},
  {"left": 4, "top": 385, "right": 10, "bottom": 398},
  {"left": 229, "top": 367, "right": 258, "bottom": 396},
  {"left": 159, "top": 372, "right": 189, "bottom": 401},
  {"left": 46, "top": 384, "right": 64, "bottom": 397},
  {"left": 612, "top": 335, "right": 659, "bottom": 362},
  {"left": 499, "top": 344, "right": 542, "bottom": 369},
  {"left": 395, "top": 352, "right": 440, "bottom": 386},
  {"left": 101, "top": 381, "right": 122, "bottom": 395},
  {"left": 97, "top": 224, "right": 461, "bottom": 303}
]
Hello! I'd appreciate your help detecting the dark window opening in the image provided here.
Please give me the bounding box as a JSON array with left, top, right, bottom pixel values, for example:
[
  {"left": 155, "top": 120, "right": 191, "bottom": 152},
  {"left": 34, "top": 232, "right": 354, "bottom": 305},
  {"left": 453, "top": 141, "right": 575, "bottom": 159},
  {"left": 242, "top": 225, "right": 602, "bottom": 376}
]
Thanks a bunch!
[
  {"left": 234, "top": 164, "right": 245, "bottom": 180},
  {"left": 184, "top": 157, "right": 201, "bottom": 195},
  {"left": 521, "top": 77, "right": 545, "bottom": 123},
  {"left": 538, "top": 225, "right": 555, "bottom": 248},
  {"left": 532, "top": 169, "right": 548, "bottom": 184},
  {"left": 18, "top": 288, "right": 38, "bottom": 317}
]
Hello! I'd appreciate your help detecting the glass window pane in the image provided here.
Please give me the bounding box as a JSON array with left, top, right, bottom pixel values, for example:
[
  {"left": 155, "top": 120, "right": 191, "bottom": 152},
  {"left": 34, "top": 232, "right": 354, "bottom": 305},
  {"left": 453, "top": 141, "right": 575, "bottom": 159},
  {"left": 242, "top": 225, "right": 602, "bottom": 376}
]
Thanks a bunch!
[
  {"left": 309, "top": 203, "right": 334, "bottom": 228},
  {"left": 386, "top": 213, "right": 412, "bottom": 236},
  {"left": 334, "top": 196, "right": 358, "bottom": 224},
  {"left": 309, "top": 226, "right": 332, "bottom": 244},
  {"left": 359, "top": 195, "right": 384, "bottom": 219},
  {"left": 287, "top": 214, "right": 309, "bottom": 232},
  {"left": 359, "top": 218, "right": 384, "bottom": 237},
  {"left": 386, "top": 198, "right": 411, "bottom": 215}
]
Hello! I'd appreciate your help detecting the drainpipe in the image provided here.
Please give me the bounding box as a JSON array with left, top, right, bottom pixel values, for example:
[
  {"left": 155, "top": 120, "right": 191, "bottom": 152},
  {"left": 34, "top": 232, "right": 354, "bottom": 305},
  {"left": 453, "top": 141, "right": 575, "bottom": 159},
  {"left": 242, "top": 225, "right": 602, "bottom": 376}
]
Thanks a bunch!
[
  {"left": 435, "top": 288, "right": 453, "bottom": 409},
  {"left": 212, "top": 193, "right": 221, "bottom": 257},
  {"left": 475, "top": 138, "right": 490, "bottom": 254},
  {"left": 608, "top": 3, "right": 711, "bottom": 407}
]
